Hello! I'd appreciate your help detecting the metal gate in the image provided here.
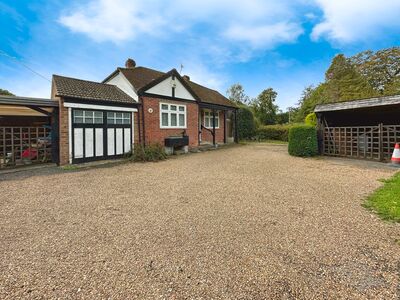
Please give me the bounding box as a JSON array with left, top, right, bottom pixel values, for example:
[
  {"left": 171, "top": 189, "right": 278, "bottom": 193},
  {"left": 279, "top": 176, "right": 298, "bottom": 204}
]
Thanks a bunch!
[{"left": 322, "top": 124, "right": 400, "bottom": 161}]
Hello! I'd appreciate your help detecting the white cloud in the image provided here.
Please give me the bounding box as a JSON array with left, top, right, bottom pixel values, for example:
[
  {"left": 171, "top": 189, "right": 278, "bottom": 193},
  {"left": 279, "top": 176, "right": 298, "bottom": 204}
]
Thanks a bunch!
[
  {"left": 224, "top": 22, "right": 304, "bottom": 49},
  {"left": 311, "top": 0, "right": 400, "bottom": 43},
  {"left": 59, "top": 0, "right": 165, "bottom": 42},
  {"left": 59, "top": 0, "right": 304, "bottom": 49}
]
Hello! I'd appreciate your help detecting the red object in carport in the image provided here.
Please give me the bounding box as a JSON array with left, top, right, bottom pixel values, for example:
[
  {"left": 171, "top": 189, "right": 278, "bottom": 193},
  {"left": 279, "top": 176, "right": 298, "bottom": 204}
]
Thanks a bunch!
[{"left": 22, "top": 148, "right": 38, "bottom": 159}]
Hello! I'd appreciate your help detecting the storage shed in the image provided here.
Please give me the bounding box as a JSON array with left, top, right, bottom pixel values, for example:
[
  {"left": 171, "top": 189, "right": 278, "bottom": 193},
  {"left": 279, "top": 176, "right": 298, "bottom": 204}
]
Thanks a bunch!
[{"left": 315, "top": 94, "right": 400, "bottom": 161}]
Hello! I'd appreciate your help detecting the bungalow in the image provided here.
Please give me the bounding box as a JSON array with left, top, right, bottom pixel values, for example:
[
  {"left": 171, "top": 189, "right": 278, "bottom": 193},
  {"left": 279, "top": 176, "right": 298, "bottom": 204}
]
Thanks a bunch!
[{"left": 0, "top": 59, "right": 237, "bottom": 167}]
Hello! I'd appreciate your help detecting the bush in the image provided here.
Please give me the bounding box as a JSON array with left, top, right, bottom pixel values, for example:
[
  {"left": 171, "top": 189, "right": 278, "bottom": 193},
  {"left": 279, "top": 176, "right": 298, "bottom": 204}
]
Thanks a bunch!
[
  {"left": 129, "top": 143, "right": 167, "bottom": 162},
  {"left": 305, "top": 112, "right": 317, "bottom": 126},
  {"left": 237, "top": 105, "right": 256, "bottom": 140},
  {"left": 256, "top": 124, "right": 291, "bottom": 142},
  {"left": 288, "top": 125, "right": 318, "bottom": 157}
]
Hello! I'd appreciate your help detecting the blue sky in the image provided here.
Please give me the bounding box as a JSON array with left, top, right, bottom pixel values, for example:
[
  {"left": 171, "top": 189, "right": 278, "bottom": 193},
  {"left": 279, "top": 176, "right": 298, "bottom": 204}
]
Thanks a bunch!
[{"left": 1, "top": 0, "right": 399, "bottom": 110}]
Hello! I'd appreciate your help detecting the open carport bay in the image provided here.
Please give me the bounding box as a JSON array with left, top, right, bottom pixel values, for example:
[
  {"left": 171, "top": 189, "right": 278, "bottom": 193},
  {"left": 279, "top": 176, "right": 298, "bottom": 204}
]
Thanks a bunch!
[{"left": 0, "top": 144, "right": 399, "bottom": 299}]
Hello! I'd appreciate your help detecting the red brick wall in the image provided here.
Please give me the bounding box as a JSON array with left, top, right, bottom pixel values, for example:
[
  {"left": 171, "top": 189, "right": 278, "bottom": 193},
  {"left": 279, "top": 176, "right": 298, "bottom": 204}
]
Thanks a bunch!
[
  {"left": 141, "top": 96, "right": 199, "bottom": 147},
  {"left": 200, "top": 110, "right": 225, "bottom": 144},
  {"left": 133, "top": 111, "right": 140, "bottom": 144},
  {"left": 58, "top": 98, "right": 69, "bottom": 165}
]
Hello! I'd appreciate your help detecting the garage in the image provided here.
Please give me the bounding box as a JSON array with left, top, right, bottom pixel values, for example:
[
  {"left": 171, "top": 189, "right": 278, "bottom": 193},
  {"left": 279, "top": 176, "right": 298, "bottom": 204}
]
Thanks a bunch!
[
  {"left": 52, "top": 75, "right": 139, "bottom": 165},
  {"left": 69, "top": 108, "right": 133, "bottom": 163}
]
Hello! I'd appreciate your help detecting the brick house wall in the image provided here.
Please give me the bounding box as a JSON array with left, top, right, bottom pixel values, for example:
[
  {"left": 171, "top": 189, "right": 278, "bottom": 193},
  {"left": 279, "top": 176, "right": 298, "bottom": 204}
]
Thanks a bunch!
[
  {"left": 140, "top": 96, "right": 199, "bottom": 148},
  {"left": 58, "top": 98, "right": 70, "bottom": 165},
  {"left": 200, "top": 110, "right": 225, "bottom": 144}
]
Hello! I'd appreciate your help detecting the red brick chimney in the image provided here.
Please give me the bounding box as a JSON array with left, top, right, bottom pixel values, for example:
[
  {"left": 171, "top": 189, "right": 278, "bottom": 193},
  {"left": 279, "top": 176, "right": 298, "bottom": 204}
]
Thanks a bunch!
[
  {"left": 125, "top": 58, "right": 136, "bottom": 68},
  {"left": 182, "top": 75, "right": 190, "bottom": 81}
]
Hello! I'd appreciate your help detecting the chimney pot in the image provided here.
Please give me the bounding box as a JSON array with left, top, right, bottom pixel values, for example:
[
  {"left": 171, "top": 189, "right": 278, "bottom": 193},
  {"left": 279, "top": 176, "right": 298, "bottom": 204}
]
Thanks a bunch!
[
  {"left": 183, "top": 75, "right": 190, "bottom": 81},
  {"left": 125, "top": 58, "right": 136, "bottom": 68}
]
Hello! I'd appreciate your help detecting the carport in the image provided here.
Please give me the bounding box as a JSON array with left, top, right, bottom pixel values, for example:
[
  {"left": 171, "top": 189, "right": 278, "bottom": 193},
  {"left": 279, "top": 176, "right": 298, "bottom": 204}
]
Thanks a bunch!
[
  {"left": 0, "top": 95, "right": 59, "bottom": 168},
  {"left": 315, "top": 94, "right": 400, "bottom": 161}
]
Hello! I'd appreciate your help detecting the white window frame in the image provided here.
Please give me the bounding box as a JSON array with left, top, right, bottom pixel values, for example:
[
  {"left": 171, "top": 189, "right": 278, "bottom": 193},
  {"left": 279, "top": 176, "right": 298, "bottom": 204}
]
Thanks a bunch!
[
  {"left": 204, "top": 110, "right": 219, "bottom": 129},
  {"left": 107, "top": 112, "right": 131, "bottom": 124},
  {"left": 159, "top": 103, "right": 187, "bottom": 129}
]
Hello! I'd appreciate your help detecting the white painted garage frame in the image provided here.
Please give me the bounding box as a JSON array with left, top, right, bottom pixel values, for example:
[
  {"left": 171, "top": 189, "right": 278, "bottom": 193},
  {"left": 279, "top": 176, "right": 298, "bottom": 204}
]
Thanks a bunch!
[{"left": 66, "top": 103, "right": 137, "bottom": 164}]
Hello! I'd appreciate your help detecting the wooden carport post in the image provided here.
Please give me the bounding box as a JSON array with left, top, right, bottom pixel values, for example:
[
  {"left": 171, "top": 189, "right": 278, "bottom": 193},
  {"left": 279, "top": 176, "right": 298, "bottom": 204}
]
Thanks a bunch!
[
  {"left": 223, "top": 110, "right": 227, "bottom": 144},
  {"left": 378, "top": 123, "right": 383, "bottom": 161},
  {"left": 212, "top": 108, "right": 216, "bottom": 146},
  {"left": 234, "top": 109, "right": 238, "bottom": 143}
]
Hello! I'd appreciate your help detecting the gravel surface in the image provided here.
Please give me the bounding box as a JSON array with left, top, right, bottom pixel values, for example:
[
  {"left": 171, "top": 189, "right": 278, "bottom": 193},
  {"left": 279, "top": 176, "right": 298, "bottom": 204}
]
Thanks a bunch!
[{"left": 0, "top": 144, "right": 399, "bottom": 299}]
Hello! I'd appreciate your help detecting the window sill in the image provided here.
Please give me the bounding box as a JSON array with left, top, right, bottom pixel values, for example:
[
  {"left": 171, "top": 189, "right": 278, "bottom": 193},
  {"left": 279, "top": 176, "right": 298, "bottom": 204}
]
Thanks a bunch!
[{"left": 160, "top": 126, "right": 187, "bottom": 129}]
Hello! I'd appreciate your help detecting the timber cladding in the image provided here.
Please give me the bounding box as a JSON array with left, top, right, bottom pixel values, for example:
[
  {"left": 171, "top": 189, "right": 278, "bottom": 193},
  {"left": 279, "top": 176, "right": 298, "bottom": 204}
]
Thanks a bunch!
[{"left": 323, "top": 124, "right": 400, "bottom": 161}]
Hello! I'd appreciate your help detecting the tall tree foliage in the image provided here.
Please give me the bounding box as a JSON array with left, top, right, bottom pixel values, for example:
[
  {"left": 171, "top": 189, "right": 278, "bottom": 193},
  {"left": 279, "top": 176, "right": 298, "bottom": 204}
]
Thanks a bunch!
[
  {"left": 0, "top": 89, "right": 14, "bottom": 96},
  {"left": 251, "top": 88, "right": 279, "bottom": 125},
  {"left": 291, "top": 47, "right": 400, "bottom": 122},
  {"left": 350, "top": 47, "right": 400, "bottom": 94},
  {"left": 226, "top": 83, "right": 250, "bottom": 105}
]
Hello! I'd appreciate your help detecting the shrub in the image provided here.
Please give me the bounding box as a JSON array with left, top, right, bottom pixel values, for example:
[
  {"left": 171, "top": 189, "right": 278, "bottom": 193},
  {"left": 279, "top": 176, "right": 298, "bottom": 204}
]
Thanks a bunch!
[
  {"left": 237, "top": 105, "right": 256, "bottom": 140},
  {"left": 129, "top": 143, "right": 167, "bottom": 162},
  {"left": 256, "top": 124, "right": 291, "bottom": 142},
  {"left": 288, "top": 125, "right": 318, "bottom": 157},
  {"left": 305, "top": 112, "right": 317, "bottom": 126}
]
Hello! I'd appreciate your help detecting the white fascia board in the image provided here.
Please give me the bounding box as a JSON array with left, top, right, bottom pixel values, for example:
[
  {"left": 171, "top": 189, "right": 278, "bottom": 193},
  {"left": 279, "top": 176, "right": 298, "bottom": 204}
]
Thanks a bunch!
[{"left": 63, "top": 102, "right": 138, "bottom": 112}]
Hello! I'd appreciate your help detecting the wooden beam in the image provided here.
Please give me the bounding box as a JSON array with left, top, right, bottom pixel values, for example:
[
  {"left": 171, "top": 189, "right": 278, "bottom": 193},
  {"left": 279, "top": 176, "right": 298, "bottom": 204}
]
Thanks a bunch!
[{"left": 26, "top": 105, "right": 52, "bottom": 116}]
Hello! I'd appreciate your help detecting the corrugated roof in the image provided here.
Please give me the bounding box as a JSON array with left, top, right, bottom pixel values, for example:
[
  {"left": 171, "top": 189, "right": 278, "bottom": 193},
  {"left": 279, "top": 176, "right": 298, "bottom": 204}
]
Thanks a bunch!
[{"left": 53, "top": 75, "right": 135, "bottom": 103}]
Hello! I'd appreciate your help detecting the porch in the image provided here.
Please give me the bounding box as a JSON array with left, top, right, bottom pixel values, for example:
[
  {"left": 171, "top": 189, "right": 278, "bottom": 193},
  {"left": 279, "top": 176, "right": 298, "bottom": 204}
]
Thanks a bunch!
[{"left": 198, "top": 103, "right": 238, "bottom": 147}]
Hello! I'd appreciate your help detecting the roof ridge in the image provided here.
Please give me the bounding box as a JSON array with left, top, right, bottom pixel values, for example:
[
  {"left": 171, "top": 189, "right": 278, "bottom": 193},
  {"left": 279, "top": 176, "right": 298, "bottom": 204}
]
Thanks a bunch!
[{"left": 53, "top": 74, "right": 116, "bottom": 87}]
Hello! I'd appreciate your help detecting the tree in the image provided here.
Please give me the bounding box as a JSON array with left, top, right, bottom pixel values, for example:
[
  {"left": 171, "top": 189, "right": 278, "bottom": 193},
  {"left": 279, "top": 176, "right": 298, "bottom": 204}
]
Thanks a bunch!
[
  {"left": 350, "top": 47, "right": 400, "bottom": 93},
  {"left": 0, "top": 89, "right": 14, "bottom": 96},
  {"left": 275, "top": 110, "right": 289, "bottom": 124},
  {"left": 251, "top": 88, "right": 279, "bottom": 125},
  {"left": 324, "top": 54, "right": 376, "bottom": 102},
  {"left": 226, "top": 83, "right": 250, "bottom": 105}
]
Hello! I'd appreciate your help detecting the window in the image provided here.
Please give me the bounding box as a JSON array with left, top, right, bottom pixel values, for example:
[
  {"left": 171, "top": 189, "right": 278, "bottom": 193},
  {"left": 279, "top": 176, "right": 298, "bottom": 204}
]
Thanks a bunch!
[
  {"left": 204, "top": 111, "right": 219, "bottom": 128},
  {"left": 74, "top": 110, "right": 103, "bottom": 124},
  {"left": 107, "top": 112, "right": 131, "bottom": 124},
  {"left": 160, "top": 103, "right": 186, "bottom": 128}
]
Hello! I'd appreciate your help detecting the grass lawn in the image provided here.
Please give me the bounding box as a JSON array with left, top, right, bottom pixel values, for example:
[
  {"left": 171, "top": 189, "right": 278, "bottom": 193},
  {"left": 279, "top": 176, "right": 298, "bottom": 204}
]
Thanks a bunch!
[{"left": 364, "top": 172, "right": 400, "bottom": 222}]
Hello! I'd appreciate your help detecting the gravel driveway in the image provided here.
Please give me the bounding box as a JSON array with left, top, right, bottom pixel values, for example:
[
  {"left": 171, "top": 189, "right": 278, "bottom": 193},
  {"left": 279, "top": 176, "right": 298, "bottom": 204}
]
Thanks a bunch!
[{"left": 0, "top": 144, "right": 399, "bottom": 299}]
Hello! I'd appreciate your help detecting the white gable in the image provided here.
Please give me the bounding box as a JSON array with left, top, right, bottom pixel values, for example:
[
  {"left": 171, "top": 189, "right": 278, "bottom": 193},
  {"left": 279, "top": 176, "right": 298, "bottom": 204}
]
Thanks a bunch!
[
  {"left": 105, "top": 72, "right": 139, "bottom": 101},
  {"left": 145, "top": 76, "right": 196, "bottom": 101}
]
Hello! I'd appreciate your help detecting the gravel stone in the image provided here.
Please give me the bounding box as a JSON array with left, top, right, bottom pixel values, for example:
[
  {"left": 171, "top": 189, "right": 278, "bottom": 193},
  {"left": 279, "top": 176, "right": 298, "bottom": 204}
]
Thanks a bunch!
[{"left": 0, "top": 144, "right": 399, "bottom": 299}]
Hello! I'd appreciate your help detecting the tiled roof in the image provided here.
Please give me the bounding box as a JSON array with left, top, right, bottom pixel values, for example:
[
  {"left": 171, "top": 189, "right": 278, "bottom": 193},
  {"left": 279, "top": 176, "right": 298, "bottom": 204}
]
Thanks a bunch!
[
  {"left": 106, "top": 67, "right": 237, "bottom": 108},
  {"left": 53, "top": 75, "right": 135, "bottom": 103}
]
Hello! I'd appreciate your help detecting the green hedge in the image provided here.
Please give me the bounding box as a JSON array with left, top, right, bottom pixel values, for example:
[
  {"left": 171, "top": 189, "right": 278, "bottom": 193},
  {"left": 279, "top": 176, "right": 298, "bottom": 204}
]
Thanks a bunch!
[
  {"left": 237, "top": 105, "right": 256, "bottom": 140},
  {"left": 288, "top": 125, "right": 318, "bottom": 157},
  {"left": 256, "top": 125, "right": 291, "bottom": 142},
  {"left": 129, "top": 143, "right": 167, "bottom": 162}
]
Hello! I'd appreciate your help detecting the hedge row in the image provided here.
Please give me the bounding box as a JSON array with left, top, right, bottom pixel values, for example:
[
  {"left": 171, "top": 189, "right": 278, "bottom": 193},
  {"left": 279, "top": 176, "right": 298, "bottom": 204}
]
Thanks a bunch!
[
  {"left": 255, "top": 125, "right": 291, "bottom": 142},
  {"left": 288, "top": 125, "right": 318, "bottom": 157}
]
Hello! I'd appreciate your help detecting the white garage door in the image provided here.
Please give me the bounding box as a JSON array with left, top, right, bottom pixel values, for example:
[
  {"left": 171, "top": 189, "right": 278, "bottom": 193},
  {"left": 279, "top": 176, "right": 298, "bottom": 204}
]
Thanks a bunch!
[{"left": 72, "top": 109, "right": 132, "bottom": 163}]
